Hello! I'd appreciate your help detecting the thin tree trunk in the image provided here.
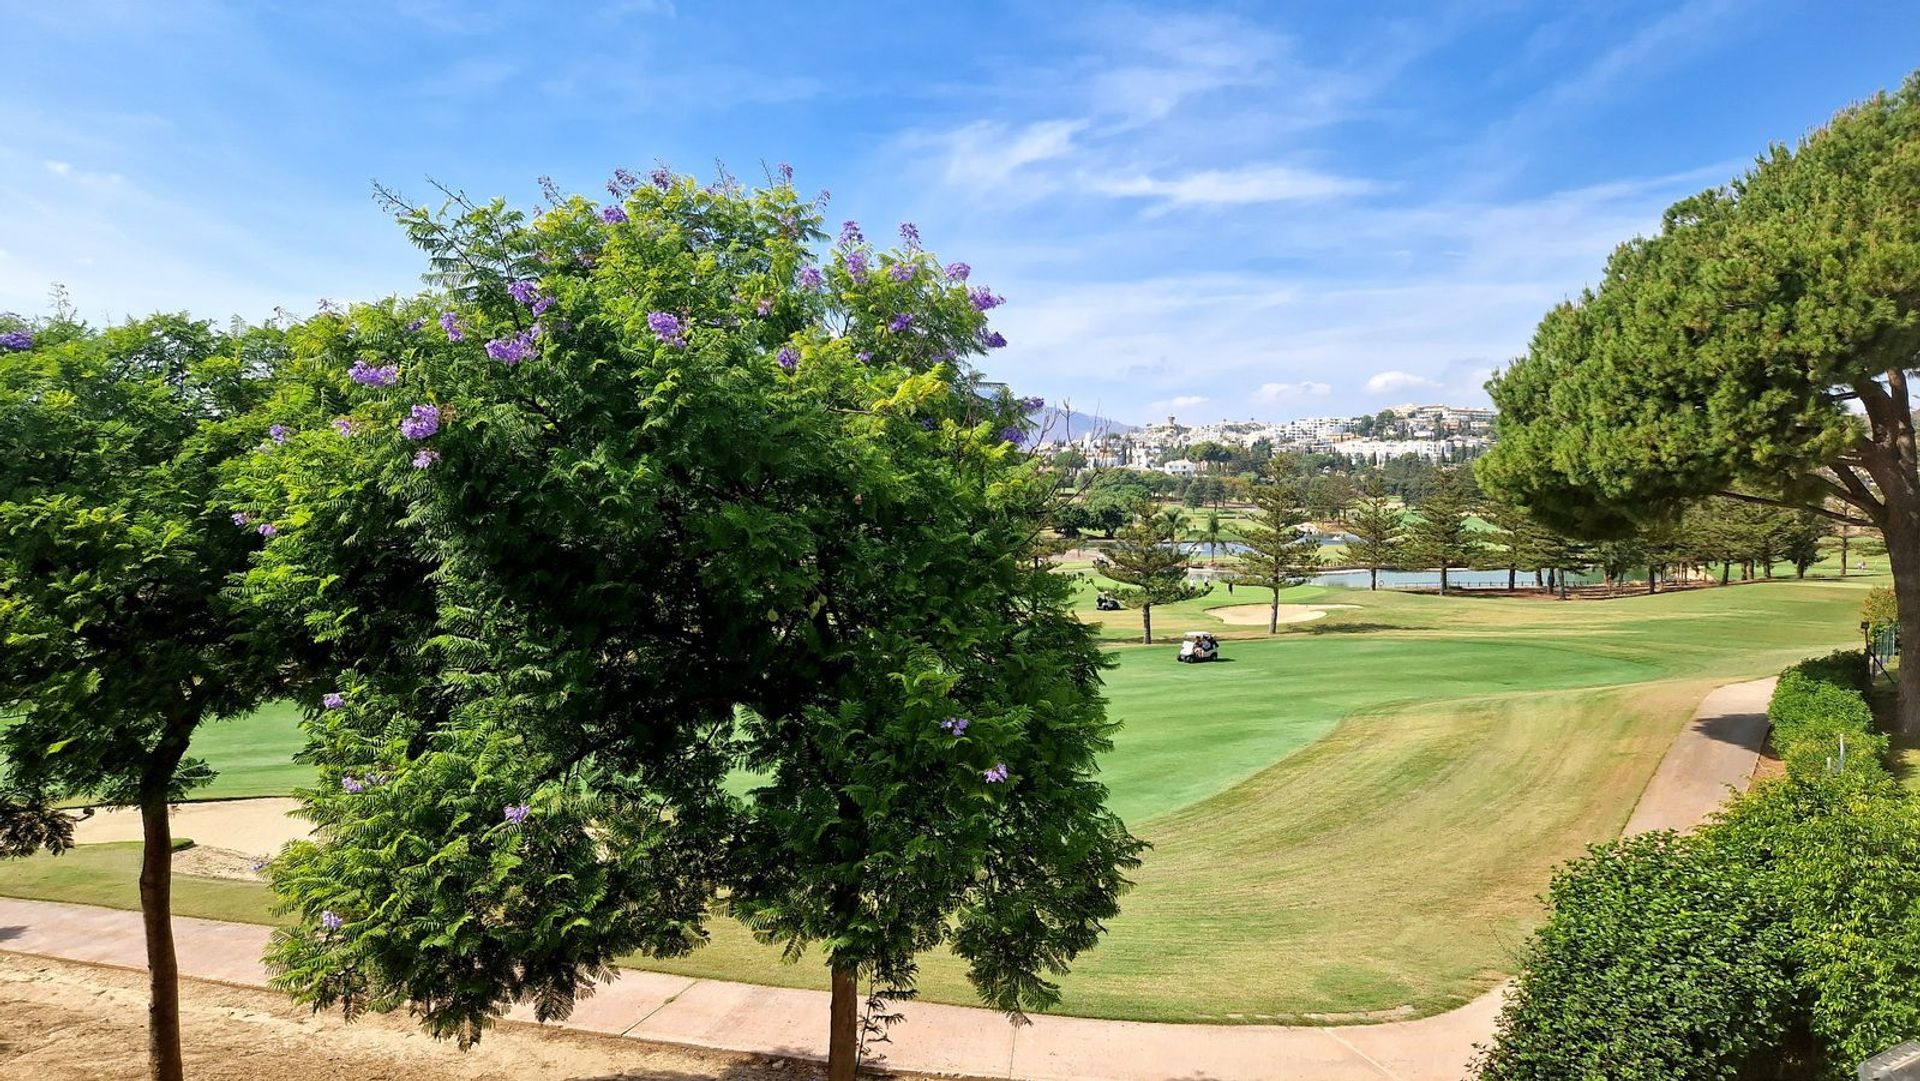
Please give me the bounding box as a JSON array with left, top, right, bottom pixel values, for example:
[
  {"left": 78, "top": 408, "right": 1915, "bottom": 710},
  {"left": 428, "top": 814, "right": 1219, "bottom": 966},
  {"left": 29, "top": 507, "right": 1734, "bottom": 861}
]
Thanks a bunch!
[
  {"left": 1369, "top": 566, "right": 1378, "bottom": 590},
  {"left": 1558, "top": 567, "right": 1569, "bottom": 600},
  {"left": 140, "top": 786, "right": 184, "bottom": 1081},
  {"left": 1141, "top": 605, "right": 1152, "bottom": 646},
  {"left": 1508, "top": 566, "right": 1517, "bottom": 591},
  {"left": 1439, "top": 565, "right": 1449, "bottom": 595},
  {"left": 1647, "top": 565, "right": 1657, "bottom": 595},
  {"left": 828, "top": 964, "right": 858, "bottom": 1081},
  {"left": 1269, "top": 595, "right": 1279, "bottom": 635},
  {"left": 1841, "top": 531, "right": 1850, "bottom": 577},
  {"left": 1721, "top": 561, "right": 1730, "bottom": 586}
]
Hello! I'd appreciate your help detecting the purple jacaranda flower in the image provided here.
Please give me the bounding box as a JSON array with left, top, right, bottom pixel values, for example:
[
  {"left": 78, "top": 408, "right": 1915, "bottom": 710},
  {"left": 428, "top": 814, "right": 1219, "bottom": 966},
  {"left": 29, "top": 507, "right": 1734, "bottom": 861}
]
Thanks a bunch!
[
  {"left": 406, "top": 318, "right": 426, "bottom": 332},
  {"left": 609, "top": 168, "right": 641, "bottom": 197},
  {"left": 400, "top": 404, "right": 440, "bottom": 440},
  {"left": 348, "top": 361, "right": 399, "bottom": 387},
  {"left": 646, "top": 311, "right": 687, "bottom": 348},
  {"left": 889, "top": 263, "right": 915, "bottom": 283},
  {"left": 601, "top": 205, "right": 629, "bottom": 224},
  {"left": 1019, "top": 395, "right": 1045, "bottom": 412},
  {"left": 887, "top": 312, "right": 914, "bottom": 333},
  {"left": 837, "top": 220, "right": 863, "bottom": 248},
  {"left": 257, "top": 522, "right": 278, "bottom": 537},
  {"left": 503, "top": 802, "right": 531, "bottom": 826},
  {"left": 538, "top": 175, "right": 561, "bottom": 202},
  {"left": 756, "top": 296, "right": 774, "bottom": 316},
  {"left": 649, "top": 165, "right": 673, "bottom": 190},
  {"left": 412, "top": 449, "right": 440, "bottom": 469},
  {"left": 532, "top": 294, "right": 555, "bottom": 316},
  {"left": 944, "top": 262, "right": 971, "bottom": 282},
  {"left": 268, "top": 424, "right": 290, "bottom": 445},
  {"left": 940, "top": 716, "right": 970, "bottom": 736},
  {"left": 979, "top": 330, "right": 1008, "bottom": 349},
  {"left": 931, "top": 350, "right": 957, "bottom": 364},
  {"left": 322, "top": 692, "right": 345, "bottom": 709},
  {"left": 341, "top": 775, "right": 368, "bottom": 793},
  {"left": 316, "top": 299, "right": 340, "bottom": 315},
  {"left": 0, "top": 329, "right": 35, "bottom": 352},
  {"left": 332, "top": 418, "right": 355, "bottom": 436},
  {"left": 898, "top": 221, "right": 921, "bottom": 250},
  {"left": 983, "top": 763, "right": 1009, "bottom": 783},
  {"left": 776, "top": 346, "right": 799, "bottom": 372},
  {"left": 999, "top": 427, "right": 1026, "bottom": 446},
  {"left": 919, "top": 416, "right": 938, "bottom": 430},
  {"left": 319, "top": 910, "right": 344, "bottom": 931},
  {"left": 856, "top": 351, "right": 873, "bottom": 362},
  {"left": 777, "top": 161, "right": 794, "bottom": 184},
  {"left": 231, "top": 512, "right": 251, "bottom": 527},
  {"left": 968, "top": 287, "right": 1004, "bottom": 311},
  {"left": 845, "top": 251, "right": 869, "bottom": 283},
  {"left": 797, "top": 265, "right": 824, "bottom": 292},
  {"left": 439, "top": 312, "right": 465, "bottom": 341},
  {"left": 485, "top": 329, "right": 537, "bottom": 364},
  {"left": 508, "top": 279, "right": 539, "bottom": 306}
]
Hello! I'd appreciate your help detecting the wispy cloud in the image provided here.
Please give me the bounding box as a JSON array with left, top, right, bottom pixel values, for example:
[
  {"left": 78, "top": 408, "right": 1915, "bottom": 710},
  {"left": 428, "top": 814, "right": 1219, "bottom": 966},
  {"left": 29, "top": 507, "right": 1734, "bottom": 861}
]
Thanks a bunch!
[
  {"left": 1255, "top": 381, "right": 1333, "bottom": 402},
  {"left": 1092, "top": 163, "right": 1377, "bottom": 206},
  {"left": 1365, "top": 370, "right": 1441, "bottom": 394}
]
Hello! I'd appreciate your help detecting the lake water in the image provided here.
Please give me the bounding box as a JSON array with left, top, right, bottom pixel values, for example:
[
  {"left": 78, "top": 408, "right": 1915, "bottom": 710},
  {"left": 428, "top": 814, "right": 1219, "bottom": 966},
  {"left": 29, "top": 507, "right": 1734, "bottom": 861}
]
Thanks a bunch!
[{"left": 1184, "top": 566, "right": 1613, "bottom": 590}]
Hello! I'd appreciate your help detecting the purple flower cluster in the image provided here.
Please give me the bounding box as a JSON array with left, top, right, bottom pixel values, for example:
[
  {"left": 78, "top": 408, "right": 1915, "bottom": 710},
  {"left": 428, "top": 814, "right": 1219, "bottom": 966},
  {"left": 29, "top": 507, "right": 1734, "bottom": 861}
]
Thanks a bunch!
[
  {"left": 601, "top": 204, "right": 629, "bottom": 224},
  {"left": 609, "top": 167, "right": 640, "bottom": 196},
  {"left": 257, "top": 522, "right": 279, "bottom": 537},
  {"left": 1019, "top": 395, "right": 1046, "bottom": 413},
  {"left": 649, "top": 165, "right": 673, "bottom": 191},
  {"left": 999, "top": 426, "right": 1026, "bottom": 447},
  {"left": 539, "top": 175, "right": 562, "bottom": 203},
  {"left": 845, "top": 251, "right": 869, "bottom": 283},
  {"left": 268, "top": 424, "right": 290, "bottom": 445},
  {"left": 322, "top": 692, "right": 346, "bottom": 709},
  {"left": 332, "top": 418, "right": 356, "bottom": 436},
  {"left": 406, "top": 318, "right": 426, "bottom": 332},
  {"left": 756, "top": 296, "right": 775, "bottom": 316},
  {"left": 777, "top": 161, "right": 794, "bottom": 184},
  {"left": 797, "top": 265, "right": 824, "bottom": 292},
  {"left": 898, "top": 221, "right": 921, "bottom": 250},
  {"left": 983, "top": 763, "right": 1009, "bottom": 784},
  {"left": 412, "top": 449, "right": 440, "bottom": 469},
  {"left": 647, "top": 311, "right": 687, "bottom": 348},
  {"left": 889, "top": 262, "right": 916, "bottom": 283},
  {"left": 341, "top": 775, "right": 368, "bottom": 794},
  {"left": 776, "top": 346, "right": 799, "bottom": 372},
  {"left": 503, "top": 802, "right": 532, "bottom": 826},
  {"left": 439, "top": 311, "right": 465, "bottom": 342},
  {"left": 508, "top": 279, "right": 538, "bottom": 305},
  {"left": 348, "top": 360, "right": 399, "bottom": 387},
  {"left": 319, "top": 910, "right": 344, "bottom": 932},
  {"left": 231, "top": 512, "right": 251, "bottom": 527},
  {"left": 888, "top": 312, "right": 914, "bottom": 333},
  {"left": 400, "top": 404, "right": 440, "bottom": 440},
  {"left": 485, "top": 328, "right": 538, "bottom": 364},
  {"left": 0, "top": 329, "right": 33, "bottom": 352},
  {"left": 940, "top": 715, "right": 970, "bottom": 736},
  {"left": 837, "top": 220, "right": 863, "bottom": 248},
  {"left": 968, "top": 287, "right": 1004, "bottom": 311},
  {"left": 979, "top": 330, "right": 1008, "bottom": 349},
  {"left": 944, "top": 262, "right": 970, "bottom": 282}
]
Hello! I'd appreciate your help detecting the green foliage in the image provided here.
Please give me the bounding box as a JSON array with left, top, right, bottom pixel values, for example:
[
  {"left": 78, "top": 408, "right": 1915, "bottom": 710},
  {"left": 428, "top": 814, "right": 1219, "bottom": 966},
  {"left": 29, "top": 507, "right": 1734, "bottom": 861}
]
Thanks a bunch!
[
  {"left": 1228, "top": 467, "right": 1320, "bottom": 631},
  {"left": 1475, "top": 831, "right": 1798, "bottom": 1081},
  {"left": 1400, "top": 468, "right": 1479, "bottom": 591},
  {"left": 242, "top": 169, "right": 1141, "bottom": 1047},
  {"left": 1768, "top": 655, "right": 1882, "bottom": 778},
  {"left": 1096, "top": 504, "right": 1210, "bottom": 643},
  {"left": 1343, "top": 476, "right": 1402, "bottom": 585},
  {"left": 1864, "top": 586, "right": 1898, "bottom": 630}
]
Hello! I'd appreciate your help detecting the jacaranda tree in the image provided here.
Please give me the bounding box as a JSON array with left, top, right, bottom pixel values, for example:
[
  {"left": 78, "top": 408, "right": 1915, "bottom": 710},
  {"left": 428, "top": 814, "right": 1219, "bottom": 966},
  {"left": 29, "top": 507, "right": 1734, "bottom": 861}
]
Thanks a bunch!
[
  {"left": 1480, "top": 72, "right": 1920, "bottom": 734},
  {"left": 0, "top": 313, "right": 289, "bottom": 1081},
  {"left": 242, "top": 167, "right": 1142, "bottom": 1081}
]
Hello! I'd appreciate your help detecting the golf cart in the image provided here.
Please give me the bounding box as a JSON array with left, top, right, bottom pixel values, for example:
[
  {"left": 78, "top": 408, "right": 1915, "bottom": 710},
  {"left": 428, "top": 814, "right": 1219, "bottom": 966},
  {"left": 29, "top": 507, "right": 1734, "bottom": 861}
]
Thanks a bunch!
[
  {"left": 1178, "top": 631, "right": 1220, "bottom": 663},
  {"left": 1095, "top": 592, "right": 1123, "bottom": 611}
]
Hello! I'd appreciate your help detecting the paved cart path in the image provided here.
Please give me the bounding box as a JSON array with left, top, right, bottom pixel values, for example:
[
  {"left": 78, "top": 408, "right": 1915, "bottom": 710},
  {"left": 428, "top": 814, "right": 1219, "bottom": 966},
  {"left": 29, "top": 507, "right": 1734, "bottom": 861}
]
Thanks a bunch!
[{"left": 0, "top": 677, "right": 1775, "bottom": 1081}]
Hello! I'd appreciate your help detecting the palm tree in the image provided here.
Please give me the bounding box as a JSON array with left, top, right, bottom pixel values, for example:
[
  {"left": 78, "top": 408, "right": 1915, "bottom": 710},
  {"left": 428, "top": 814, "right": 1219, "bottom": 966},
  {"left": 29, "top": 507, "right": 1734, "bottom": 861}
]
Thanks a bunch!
[{"left": 1198, "top": 509, "right": 1224, "bottom": 565}]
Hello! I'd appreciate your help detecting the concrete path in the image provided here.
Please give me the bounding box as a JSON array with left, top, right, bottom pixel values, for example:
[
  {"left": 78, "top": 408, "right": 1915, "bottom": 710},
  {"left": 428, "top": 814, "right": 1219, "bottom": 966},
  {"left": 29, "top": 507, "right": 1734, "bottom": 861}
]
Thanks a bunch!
[
  {"left": 0, "top": 677, "right": 1776, "bottom": 1081},
  {"left": 1624, "top": 676, "right": 1775, "bottom": 836}
]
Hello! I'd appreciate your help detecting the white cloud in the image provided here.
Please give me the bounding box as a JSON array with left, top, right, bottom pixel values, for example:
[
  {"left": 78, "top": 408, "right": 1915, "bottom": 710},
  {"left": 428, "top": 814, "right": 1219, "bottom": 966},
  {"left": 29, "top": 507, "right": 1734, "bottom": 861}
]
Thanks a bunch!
[
  {"left": 924, "top": 119, "right": 1087, "bottom": 192},
  {"left": 43, "top": 160, "right": 71, "bottom": 176},
  {"left": 1152, "top": 395, "right": 1211, "bottom": 413},
  {"left": 1254, "top": 381, "right": 1332, "bottom": 402},
  {"left": 1365, "top": 370, "right": 1442, "bottom": 394},
  {"left": 1093, "top": 163, "right": 1376, "bottom": 206}
]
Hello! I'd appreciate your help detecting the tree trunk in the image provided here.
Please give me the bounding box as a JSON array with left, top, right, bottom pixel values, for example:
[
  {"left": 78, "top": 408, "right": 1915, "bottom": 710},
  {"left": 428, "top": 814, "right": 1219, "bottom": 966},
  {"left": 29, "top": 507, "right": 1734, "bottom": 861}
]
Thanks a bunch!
[
  {"left": 1438, "top": 565, "right": 1449, "bottom": 595},
  {"left": 1369, "top": 566, "right": 1378, "bottom": 590},
  {"left": 1141, "top": 605, "right": 1153, "bottom": 646},
  {"left": 1558, "top": 567, "right": 1569, "bottom": 600},
  {"left": 1647, "top": 565, "right": 1657, "bottom": 595},
  {"left": 1841, "top": 531, "right": 1850, "bottom": 577},
  {"left": 1508, "top": 566, "right": 1517, "bottom": 591},
  {"left": 1882, "top": 507, "right": 1920, "bottom": 739},
  {"left": 1269, "top": 596, "right": 1279, "bottom": 635},
  {"left": 1721, "top": 561, "right": 1730, "bottom": 586},
  {"left": 140, "top": 788, "right": 184, "bottom": 1081},
  {"left": 828, "top": 964, "right": 859, "bottom": 1081}
]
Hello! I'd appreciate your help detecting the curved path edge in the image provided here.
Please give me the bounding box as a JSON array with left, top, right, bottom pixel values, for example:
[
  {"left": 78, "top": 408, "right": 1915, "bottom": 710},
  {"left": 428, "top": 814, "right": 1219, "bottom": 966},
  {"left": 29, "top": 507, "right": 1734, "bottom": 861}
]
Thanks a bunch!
[{"left": 0, "top": 677, "right": 1777, "bottom": 1081}]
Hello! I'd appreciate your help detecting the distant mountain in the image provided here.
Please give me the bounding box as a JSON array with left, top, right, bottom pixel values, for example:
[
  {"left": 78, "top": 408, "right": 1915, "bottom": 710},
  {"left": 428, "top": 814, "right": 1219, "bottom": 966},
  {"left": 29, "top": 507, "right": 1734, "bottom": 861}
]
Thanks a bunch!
[{"left": 1032, "top": 406, "right": 1135, "bottom": 442}]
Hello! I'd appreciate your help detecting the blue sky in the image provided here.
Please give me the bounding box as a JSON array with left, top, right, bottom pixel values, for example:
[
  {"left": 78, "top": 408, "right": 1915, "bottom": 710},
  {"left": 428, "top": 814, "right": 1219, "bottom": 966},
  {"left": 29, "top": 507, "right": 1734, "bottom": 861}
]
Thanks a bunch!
[{"left": 4, "top": 2, "right": 1917, "bottom": 423}]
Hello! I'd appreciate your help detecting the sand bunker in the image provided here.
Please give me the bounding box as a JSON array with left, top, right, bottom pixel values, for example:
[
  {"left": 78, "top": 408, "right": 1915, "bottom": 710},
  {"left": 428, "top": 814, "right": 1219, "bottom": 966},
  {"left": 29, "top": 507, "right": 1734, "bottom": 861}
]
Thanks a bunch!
[
  {"left": 73, "top": 797, "right": 311, "bottom": 856},
  {"left": 1209, "top": 602, "right": 1359, "bottom": 626}
]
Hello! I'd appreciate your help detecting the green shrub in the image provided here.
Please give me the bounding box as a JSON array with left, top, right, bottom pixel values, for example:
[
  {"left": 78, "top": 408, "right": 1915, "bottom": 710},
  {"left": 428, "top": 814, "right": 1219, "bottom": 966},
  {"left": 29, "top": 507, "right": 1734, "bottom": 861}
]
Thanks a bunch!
[
  {"left": 1785, "top": 650, "right": 1870, "bottom": 696},
  {"left": 1475, "top": 832, "right": 1797, "bottom": 1081},
  {"left": 1768, "top": 661, "right": 1880, "bottom": 777}
]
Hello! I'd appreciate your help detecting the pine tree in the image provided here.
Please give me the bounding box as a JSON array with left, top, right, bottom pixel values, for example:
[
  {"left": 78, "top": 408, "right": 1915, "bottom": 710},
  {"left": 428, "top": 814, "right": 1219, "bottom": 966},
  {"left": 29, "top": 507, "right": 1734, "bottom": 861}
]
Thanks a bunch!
[
  {"left": 1230, "top": 468, "right": 1322, "bottom": 632},
  {"left": 1344, "top": 475, "right": 1403, "bottom": 591},
  {"left": 1403, "top": 468, "right": 1479, "bottom": 595},
  {"left": 1096, "top": 503, "right": 1211, "bottom": 643}
]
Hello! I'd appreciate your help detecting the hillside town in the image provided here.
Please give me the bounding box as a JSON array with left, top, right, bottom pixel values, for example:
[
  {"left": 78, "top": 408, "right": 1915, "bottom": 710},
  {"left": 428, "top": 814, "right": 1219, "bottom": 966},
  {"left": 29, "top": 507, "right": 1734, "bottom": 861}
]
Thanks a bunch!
[{"left": 1041, "top": 402, "right": 1497, "bottom": 472}]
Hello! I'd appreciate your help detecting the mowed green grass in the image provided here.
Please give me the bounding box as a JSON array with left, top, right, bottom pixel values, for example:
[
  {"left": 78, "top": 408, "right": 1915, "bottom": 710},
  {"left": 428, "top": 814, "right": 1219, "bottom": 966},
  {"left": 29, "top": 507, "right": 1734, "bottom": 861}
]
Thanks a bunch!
[{"left": 0, "top": 573, "right": 1874, "bottom": 1021}]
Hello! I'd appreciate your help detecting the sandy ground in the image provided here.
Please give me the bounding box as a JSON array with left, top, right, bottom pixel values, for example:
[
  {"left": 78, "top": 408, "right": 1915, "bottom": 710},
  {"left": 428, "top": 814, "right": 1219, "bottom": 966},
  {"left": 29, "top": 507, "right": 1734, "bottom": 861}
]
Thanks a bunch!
[
  {"left": 0, "top": 952, "right": 846, "bottom": 1081},
  {"left": 1207, "top": 602, "right": 1359, "bottom": 626},
  {"left": 73, "top": 798, "right": 312, "bottom": 856}
]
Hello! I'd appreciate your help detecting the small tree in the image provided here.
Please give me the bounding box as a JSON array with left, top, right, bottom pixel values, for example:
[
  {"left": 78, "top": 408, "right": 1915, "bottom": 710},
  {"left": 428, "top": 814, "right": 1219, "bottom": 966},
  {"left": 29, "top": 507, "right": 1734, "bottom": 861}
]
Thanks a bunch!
[
  {"left": 1781, "top": 512, "right": 1830, "bottom": 578},
  {"left": 0, "top": 314, "right": 287, "bottom": 1081},
  {"left": 1198, "top": 508, "right": 1225, "bottom": 564},
  {"left": 1344, "top": 476, "right": 1402, "bottom": 590},
  {"left": 1230, "top": 468, "right": 1322, "bottom": 632},
  {"left": 1097, "top": 503, "right": 1210, "bottom": 644},
  {"left": 1402, "top": 468, "right": 1478, "bottom": 595}
]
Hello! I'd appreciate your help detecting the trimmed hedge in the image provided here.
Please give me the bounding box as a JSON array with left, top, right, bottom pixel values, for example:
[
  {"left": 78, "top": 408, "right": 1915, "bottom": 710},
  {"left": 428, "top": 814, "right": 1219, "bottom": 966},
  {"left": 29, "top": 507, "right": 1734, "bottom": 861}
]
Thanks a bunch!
[{"left": 1768, "top": 652, "right": 1884, "bottom": 778}]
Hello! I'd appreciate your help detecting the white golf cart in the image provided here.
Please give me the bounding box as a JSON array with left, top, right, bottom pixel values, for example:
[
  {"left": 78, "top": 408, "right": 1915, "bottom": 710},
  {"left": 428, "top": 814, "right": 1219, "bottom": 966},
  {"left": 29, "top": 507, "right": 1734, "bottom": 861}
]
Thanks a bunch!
[{"left": 1178, "top": 631, "right": 1220, "bottom": 663}]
